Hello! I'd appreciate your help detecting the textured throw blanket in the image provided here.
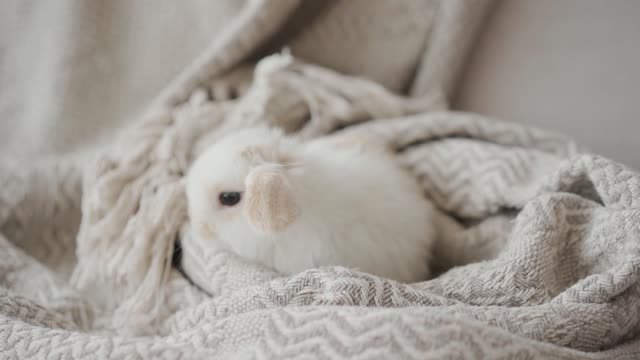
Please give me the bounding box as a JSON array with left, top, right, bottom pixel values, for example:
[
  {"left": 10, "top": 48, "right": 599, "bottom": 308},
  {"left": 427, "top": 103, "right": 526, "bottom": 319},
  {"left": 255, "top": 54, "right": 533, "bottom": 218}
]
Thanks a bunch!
[
  {"left": 3, "top": 1, "right": 640, "bottom": 359},
  {"left": 3, "top": 53, "right": 640, "bottom": 359}
]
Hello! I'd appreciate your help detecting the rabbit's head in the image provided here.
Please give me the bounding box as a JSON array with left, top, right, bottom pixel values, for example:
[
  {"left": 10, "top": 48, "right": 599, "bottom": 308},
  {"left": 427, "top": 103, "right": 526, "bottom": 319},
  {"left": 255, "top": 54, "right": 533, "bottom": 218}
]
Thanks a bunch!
[{"left": 186, "top": 127, "right": 303, "bottom": 253}]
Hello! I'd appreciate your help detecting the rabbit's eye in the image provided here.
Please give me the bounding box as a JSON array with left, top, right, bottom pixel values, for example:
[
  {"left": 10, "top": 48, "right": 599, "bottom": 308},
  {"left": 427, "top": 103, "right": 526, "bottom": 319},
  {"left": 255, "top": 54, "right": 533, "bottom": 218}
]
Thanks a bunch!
[{"left": 219, "top": 192, "right": 241, "bottom": 206}]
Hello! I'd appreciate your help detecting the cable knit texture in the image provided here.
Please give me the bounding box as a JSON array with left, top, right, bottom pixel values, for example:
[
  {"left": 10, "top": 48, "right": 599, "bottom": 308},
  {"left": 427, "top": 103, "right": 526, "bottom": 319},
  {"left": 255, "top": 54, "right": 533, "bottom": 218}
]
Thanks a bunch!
[{"left": 5, "top": 0, "right": 640, "bottom": 359}]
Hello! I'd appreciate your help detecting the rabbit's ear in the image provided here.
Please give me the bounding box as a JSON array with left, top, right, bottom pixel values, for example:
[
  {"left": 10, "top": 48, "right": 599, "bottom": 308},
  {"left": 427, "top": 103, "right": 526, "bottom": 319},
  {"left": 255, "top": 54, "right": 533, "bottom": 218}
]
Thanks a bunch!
[{"left": 244, "top": 166, "right": 300, "bottom": 235}]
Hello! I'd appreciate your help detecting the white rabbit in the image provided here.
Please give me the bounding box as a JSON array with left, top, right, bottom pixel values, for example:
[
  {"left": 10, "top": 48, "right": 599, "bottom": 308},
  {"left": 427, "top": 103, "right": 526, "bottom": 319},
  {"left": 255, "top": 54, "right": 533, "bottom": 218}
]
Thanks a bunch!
[{"left": 185, "top": 126, "right": 435, "bottom": 283}]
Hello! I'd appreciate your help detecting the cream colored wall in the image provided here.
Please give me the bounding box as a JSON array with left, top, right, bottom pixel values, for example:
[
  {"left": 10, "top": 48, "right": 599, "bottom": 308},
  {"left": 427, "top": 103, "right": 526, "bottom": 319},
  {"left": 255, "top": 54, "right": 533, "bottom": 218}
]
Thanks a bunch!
[
  {"left": 457, "top": 0, "right": 640, "bottom": 169},
  {"left": 0, "top": 0, "right": 245, "bottom": 158}
]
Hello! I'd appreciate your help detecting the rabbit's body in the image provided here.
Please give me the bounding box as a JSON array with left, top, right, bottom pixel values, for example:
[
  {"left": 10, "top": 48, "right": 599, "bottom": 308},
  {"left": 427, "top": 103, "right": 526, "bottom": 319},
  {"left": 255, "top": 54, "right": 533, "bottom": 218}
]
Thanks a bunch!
[{"left": 186, "top": 127, "right": 435, "bottom": 283}]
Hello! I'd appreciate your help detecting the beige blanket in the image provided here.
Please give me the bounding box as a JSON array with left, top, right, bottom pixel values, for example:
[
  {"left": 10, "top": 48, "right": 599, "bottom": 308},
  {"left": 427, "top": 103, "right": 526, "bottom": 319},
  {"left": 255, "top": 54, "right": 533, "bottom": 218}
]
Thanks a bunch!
[{"left": 3, "top": 1, "right": 640, "bottom": 359}]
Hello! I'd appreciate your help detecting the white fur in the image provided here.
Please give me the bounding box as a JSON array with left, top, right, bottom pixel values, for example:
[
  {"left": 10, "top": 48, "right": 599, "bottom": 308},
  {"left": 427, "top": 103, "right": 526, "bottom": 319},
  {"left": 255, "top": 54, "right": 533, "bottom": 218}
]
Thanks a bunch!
[{"left": 186, "top": 126, "right": 435, "bottom": 283}]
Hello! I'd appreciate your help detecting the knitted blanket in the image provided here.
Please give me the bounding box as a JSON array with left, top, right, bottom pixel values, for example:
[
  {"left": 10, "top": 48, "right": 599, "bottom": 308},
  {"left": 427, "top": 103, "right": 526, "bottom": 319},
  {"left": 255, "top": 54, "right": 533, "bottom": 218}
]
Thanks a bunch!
[{"left": 2, "top": 52, "right": 640, "bottom": 359}]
